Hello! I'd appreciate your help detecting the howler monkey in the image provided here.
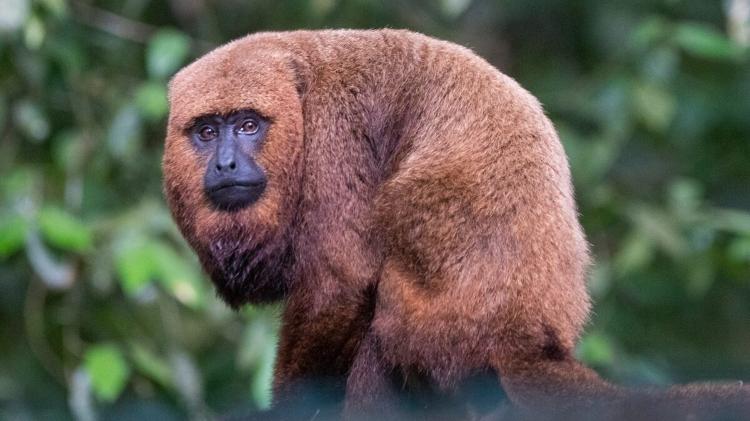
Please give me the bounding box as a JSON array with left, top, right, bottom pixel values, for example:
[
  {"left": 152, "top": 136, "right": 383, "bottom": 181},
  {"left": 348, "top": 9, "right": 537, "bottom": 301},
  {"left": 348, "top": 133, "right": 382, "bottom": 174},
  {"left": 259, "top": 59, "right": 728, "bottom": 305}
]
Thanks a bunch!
[{"left": 163, "top": 29, "right": 749, "bottom": 419}]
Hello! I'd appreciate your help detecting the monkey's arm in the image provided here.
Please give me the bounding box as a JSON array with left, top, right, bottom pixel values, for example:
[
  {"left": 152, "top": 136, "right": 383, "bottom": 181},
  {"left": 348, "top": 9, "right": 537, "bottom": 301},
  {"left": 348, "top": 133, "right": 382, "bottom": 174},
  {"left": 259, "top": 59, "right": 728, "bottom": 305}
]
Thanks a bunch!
[{"left": 229, "top": 285, "right": 375, "bottom": 421}]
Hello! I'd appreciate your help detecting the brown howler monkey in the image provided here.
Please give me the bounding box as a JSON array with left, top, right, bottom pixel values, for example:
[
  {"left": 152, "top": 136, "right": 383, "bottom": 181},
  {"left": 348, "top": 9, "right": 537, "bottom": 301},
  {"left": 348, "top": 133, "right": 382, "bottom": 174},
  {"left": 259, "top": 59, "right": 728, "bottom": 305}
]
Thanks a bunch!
[{"left": 163, "top": 29, "right": 749, "bottom": 419}]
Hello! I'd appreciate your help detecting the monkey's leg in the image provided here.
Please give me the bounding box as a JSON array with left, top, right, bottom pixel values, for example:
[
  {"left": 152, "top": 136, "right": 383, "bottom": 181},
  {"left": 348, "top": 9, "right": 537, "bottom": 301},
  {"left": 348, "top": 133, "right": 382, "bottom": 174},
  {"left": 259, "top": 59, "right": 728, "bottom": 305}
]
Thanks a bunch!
[
  {"left": 343, "top": 331, "right": 402, "bottom": 419},
  {"left": 269, "top": 285, "right": 378, "bottom": 417}
]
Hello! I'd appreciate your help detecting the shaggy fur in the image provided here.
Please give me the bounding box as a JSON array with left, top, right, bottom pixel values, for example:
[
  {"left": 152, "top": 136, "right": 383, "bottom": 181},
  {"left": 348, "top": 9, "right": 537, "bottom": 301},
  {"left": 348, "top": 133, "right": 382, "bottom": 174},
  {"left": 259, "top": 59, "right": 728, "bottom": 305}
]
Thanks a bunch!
[{"left": 163, "top": 29, "right": 749, "bottom": 419}]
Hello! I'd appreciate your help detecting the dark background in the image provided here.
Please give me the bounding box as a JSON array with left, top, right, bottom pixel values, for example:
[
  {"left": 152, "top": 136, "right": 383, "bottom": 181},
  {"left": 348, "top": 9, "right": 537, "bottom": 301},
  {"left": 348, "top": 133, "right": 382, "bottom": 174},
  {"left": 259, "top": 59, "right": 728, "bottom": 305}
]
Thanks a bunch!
[{"left": 1, "top": 0, "right": 749, "bottom": 419}]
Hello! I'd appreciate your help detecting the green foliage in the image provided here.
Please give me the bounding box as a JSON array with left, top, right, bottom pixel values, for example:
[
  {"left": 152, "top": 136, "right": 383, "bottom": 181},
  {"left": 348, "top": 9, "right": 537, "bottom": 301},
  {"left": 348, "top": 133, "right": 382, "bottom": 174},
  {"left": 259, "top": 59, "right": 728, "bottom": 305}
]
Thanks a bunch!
[
  {"left": 238, "top": 307, "right": 280, "bottom": 409},
  {"left": 38, "top": 206, "right": 93, "bottom": 252},
  {"left": 84, "top": 344, "right": 131, "bottom": 402},
  {"left": 674, "top": 22, "right": 745, "bottom": 60},
  {"left": 0, "top": 213, "right": 28, "bottom": 258},
  {"left": 135, "top": 82, "right": 169, "bottom": 121},
  {"left": 129, "top": 342, "right": 173, "bottom": 389},
  {"left": 576, "top": 333, "right": 615, "bottom": 367},
  {"left": 115, "top": 235, "right": 155, "bottom": 295},
  {"left": 1, "top": 0, "right": 749, "bottom": 419},
  {"left": 146, "top": 29, "right": 191, "bottom": 80},
  {"left": 107, "top": 105, "right": 143, "bottom": 160},
  {"left": 13, "top": 99, "right": 50, "bottom": 141}
]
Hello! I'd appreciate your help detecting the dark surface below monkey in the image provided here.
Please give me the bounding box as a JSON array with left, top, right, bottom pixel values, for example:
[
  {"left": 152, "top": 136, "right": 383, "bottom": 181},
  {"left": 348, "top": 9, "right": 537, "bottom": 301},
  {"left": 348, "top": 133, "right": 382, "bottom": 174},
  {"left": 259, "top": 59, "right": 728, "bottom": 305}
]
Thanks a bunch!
[{"left": 162, "top": 29, "right": 750, "bottom": 420}]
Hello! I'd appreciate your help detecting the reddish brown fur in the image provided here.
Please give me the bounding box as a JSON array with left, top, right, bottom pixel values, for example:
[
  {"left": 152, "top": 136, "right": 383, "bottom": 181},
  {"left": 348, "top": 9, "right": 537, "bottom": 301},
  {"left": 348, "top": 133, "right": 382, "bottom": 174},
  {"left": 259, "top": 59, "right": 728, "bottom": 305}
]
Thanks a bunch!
[{"left": 163, "top": 29, "right": 749, "bottom": 419}]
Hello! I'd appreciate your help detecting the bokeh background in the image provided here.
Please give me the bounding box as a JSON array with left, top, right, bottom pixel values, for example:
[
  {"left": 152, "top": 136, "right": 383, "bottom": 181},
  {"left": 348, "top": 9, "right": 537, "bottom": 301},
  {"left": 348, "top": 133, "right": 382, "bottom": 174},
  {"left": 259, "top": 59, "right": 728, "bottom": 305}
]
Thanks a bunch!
[{"left": 1, "top": 0, "right": 749, "bottom": 419}]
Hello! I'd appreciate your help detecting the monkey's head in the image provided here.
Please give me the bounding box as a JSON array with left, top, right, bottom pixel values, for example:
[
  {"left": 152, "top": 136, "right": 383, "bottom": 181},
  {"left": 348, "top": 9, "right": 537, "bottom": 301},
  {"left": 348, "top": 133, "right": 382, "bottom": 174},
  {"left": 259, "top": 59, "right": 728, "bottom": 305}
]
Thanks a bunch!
[{"left": 163, "top": 36, "right": 307, "bottom": 307}]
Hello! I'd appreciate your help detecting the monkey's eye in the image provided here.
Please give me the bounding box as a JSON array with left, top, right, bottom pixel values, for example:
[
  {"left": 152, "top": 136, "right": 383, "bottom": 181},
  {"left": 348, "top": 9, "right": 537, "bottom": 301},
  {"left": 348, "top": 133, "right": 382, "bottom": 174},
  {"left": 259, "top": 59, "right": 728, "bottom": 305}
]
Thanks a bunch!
[
  {"left": 197, "top": 125, "right": 218, "bottom": 141},
  {"left": 239, "top": 119, "right": 259, "bottom": 135}
]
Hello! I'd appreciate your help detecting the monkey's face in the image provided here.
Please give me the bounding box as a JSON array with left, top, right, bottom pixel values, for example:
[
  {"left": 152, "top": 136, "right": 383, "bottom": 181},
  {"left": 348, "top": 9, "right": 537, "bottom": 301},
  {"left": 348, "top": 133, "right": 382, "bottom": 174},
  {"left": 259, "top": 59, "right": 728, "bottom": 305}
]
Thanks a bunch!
[
  {"left": 192, "top": 110, "right": 269, "bottom": 211},
  {"left": 162, "top": 40, "right": 305, "bottom": 305}
]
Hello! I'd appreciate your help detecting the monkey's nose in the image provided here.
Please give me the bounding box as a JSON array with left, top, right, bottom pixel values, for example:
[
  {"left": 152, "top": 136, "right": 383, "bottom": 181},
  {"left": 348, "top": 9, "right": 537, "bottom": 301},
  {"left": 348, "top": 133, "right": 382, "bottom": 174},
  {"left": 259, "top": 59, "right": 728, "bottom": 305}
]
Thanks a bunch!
[{"left": 216, "top": 159, "right": 237, "bottom": 173}]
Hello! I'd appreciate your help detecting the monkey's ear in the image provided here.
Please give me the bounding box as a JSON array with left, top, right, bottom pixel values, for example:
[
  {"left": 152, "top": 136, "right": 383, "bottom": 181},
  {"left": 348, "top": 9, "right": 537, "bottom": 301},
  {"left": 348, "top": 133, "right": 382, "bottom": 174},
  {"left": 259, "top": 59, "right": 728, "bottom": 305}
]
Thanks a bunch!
[{"left": 287, "top": 56, "right": 312, "bottom": 99}]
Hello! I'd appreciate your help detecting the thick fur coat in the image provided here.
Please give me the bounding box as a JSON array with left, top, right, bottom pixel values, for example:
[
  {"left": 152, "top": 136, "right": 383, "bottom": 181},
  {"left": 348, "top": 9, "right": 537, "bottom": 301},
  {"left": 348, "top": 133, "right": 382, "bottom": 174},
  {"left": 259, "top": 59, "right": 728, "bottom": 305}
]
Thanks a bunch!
[{"left": 163, "top": 30, "right": 749, "bottom": 419}]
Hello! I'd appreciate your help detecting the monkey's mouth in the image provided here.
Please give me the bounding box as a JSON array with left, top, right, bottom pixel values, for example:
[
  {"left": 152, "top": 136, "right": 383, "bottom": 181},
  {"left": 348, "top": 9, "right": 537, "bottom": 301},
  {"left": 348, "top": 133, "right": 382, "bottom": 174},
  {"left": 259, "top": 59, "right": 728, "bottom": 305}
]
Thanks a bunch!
[{"left": 205, "top": 180, "right": 266, "bottom": 211}]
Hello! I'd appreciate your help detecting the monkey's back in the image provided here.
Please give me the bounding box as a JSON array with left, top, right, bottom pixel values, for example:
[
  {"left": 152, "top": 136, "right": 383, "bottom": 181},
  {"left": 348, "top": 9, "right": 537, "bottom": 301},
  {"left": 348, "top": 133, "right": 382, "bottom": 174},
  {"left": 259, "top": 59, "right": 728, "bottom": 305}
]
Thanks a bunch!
[
  {"left": 172, "top": 27, "right": 592, "bottom": 391},
  {"left": 271, "top": 29, "right": 593, "bottom": 388}
]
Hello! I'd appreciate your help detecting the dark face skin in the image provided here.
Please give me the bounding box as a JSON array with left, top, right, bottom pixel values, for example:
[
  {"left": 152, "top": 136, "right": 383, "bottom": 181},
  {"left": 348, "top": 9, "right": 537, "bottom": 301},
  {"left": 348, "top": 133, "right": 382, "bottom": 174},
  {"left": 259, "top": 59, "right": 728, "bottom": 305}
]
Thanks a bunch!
[{"left": 191, "top": 110, "right": 269, "bottom": 211}]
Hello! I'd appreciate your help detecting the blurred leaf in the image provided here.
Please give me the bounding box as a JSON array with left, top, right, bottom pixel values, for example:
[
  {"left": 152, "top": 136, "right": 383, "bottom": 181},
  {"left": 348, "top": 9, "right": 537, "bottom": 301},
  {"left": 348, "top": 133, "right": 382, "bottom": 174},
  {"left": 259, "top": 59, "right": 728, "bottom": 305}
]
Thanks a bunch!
[
  {"left": 668, "top": 178, "right": 702, "bottom": 218},
  {"left": 614, "top": 231, "right": 654, "bottom": 275},
  {"left": 630, "top": 15, "right": 668, "bottom": 50},
  {"left": 594, "top": 78, "right": 631, "bottom": 131},
  {"left": 135, "top": 82, "right": 169, "bottom": 121},
  {"left": 728, "top": 236, "right": 750, "bottom": 263},
  {"left": 0, "top": 96, "right": 6, "bottom": 134},
  {"left": 707, "top": 209, "right": 750, "bottom": 234},
  {"left": 629, "top": 205, "right": 687, "bottom": 257},
  {"left": 577, "top": 333, "right": 615, "bottom": 366},
  {"left": 13, "top": 48, "right": 48, "bottom": 86},
  {"left": 13, "top": 99, "right": 50, "bottom": 142},
  {"left": 559, "top": 124, "right": 617, "bottom": 188},
  {"left": 130, "top": 343, "right": 173, "bottom": 389},
  {"left": 146, "top": 29, "right": 190, "bottom": 79},
  {"left": 115, "top": 237, "right": 155, "bottom": 296},
  {"left": 25, "top": 228, "right": 75, "bottom": 289},
  {"left": 52, "top": 129, "right": 86, "bottom": 173},
  {"left": 39, "top": 0, "right": 67, "bottom": 17},
  {"left": 84, "top": 344, "right": 130, "bottom": 403},
  {"left": 0, "top": 0, "right": 29, "bottom": 32},
  {"left": 38, "top": 206, "right": 92, "bottom": 252},
  {"left": 238, "top": 314, "right": 276, "bottom": 370},
  {"left": 251, "top": 337, "right": 276, "bottom": 410},
  {"left": 0, "top": 213, "right": 28, "bottom": 258},
  {"left": 48, "top": 37, "right": 85, "bottom": 75},
  {"left": 588, "top": 136, "right": 624, "bottom": 178},
  {"left": 115, "top": 235, "right": 205, "bottom": 306},
  {"left": 23, "top": 14, "right": 45, "bottom": 49},
  {"left": 688, "top": 225, "right": 715, "bottom": 252},
  {"left": 673, "top": 22, "right": 745, "bottom": 60},
  {"left": 441, "top": 0, "right": 472, "bottom": 18},
  {"left": 588, "top": 261, "right": 612, "bottom": 298},
  {"left": 151, "top": 242, "right": 205, "bottom": 308},
  {"left": 640, "top": 47, "right": 679, "bottom": 84},
  {"left": 107, "top": 105, "right": 143, "bottom": 160},
  {"left": 237, "top": 309, "right": 278, "bottom": 409},
  {"left": 633, "top": 83, "right": 676, "bottom": 132},
  {"left": 69, "top": 368, "right": 96, "bottom": 421},
  {"left": 685, "top": 254, "right": 714, "bottom": 296},
  {"left": 310, "top": 0, "right": 336, "bottom": 18},
  {"left": 170, "top": 351, "right": 203, "bottom": 412}
]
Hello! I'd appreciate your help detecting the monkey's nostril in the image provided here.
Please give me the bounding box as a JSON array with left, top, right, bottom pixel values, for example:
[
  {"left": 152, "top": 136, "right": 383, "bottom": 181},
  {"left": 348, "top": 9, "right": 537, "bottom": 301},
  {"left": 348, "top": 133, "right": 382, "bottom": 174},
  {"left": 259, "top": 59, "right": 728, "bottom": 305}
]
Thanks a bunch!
[{"left": 216, "top": 160, "right": 237, "bottom": 172}]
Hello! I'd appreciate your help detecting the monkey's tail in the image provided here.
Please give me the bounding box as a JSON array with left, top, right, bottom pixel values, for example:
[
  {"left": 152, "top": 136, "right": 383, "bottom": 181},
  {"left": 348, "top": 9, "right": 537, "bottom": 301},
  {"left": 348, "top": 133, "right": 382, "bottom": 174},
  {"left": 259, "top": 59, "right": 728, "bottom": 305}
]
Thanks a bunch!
[{"left": 495, "top": 358, "right": 750, "bottom": 421}]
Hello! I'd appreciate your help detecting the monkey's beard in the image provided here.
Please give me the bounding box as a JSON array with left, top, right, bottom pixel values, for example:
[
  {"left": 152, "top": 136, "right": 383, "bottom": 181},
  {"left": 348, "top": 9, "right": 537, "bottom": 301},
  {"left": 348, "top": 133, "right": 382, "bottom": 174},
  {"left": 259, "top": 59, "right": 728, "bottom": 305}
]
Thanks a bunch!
[{"left": 200, "top": 225, "right": 294, "bottom": 308}]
